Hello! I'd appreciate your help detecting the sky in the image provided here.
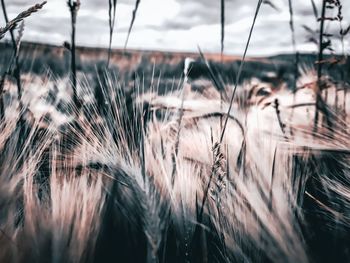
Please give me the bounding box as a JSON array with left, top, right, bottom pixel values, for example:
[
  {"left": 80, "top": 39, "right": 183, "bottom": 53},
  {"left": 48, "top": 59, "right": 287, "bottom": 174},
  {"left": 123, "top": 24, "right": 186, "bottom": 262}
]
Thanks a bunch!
[{"left": 1, "top": 0, "right": 350, "bottom": 56}]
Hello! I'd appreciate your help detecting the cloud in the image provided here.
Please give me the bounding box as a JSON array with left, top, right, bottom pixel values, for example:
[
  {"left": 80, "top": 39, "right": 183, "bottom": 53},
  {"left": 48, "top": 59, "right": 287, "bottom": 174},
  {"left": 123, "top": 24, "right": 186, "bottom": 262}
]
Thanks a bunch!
[{"left": 0, "top": 0, "right": 349, "bottom": 55}]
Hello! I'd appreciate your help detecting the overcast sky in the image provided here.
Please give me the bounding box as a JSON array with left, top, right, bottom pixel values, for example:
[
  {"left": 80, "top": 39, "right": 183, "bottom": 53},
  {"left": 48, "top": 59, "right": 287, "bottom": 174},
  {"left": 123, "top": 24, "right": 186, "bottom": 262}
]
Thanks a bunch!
[{"left": 1, "top": 0, "right": 350, "bottom": 56}]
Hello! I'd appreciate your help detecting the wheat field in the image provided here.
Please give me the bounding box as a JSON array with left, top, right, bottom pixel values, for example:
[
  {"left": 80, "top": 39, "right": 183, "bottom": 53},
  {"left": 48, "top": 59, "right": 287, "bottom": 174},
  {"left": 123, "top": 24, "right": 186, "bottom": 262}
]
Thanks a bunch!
[{"left": 0, "top": 0, "right": 350, "bottom": 262}]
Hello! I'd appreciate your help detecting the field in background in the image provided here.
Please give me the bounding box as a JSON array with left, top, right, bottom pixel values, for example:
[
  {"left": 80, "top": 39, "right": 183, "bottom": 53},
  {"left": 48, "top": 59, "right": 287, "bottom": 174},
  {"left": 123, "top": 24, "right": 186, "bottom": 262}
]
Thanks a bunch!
[{"left": 1, "top": 41, "right": 348, "bottom": 87}]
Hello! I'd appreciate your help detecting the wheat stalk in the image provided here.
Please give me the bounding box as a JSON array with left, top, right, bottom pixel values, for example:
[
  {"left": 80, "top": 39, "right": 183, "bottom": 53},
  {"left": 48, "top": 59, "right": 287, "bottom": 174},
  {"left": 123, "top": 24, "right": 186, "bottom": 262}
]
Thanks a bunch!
[
  {"left": 67, "top": 0, "right": 81, "bottom": 109},
  {"left": 124, "top": 0, "right": 141, "bottom": 49},
  {"left": 219, "top": 0, "right": 263, "bottom": 143},
  {"left": 107, "top": 0, "right": 117, "bottom": 68},
  {"left": 220, "top": 0, "right": 225, "bottom": 60},
  {"left": 1, "top": 1, "right": 46, "bottom": 103},
  {"left": 210, "top": 142, "right": 226, "bottom": 205},
  {"left": 0, "top": 1, "right": 46, "bottom": 40}
]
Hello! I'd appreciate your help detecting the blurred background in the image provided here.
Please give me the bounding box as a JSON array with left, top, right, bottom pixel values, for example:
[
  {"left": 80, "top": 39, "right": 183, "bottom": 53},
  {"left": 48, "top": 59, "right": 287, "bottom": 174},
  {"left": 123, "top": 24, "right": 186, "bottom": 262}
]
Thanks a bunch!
[{"left": 1, "top": 0, "right": 349, "bottom": 55}]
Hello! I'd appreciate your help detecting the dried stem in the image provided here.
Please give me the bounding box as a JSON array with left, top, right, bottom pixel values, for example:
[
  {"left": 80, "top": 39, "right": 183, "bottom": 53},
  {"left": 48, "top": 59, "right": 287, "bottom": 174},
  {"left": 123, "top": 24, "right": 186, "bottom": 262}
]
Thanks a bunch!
[
  {"left": 124, "top": 0, "right": 140, "bottom": 49},
  {"left": 220, "top": 0, "right": 225, "bottom": 60},
  {"left": 67, "top": 0, "right": 81, "bottom": 109},
  {"left": 314, "top": 0, "right": 327, "bottom": 133},
  {"left": 219, "top": 0, "right": 263, "bottom": 143},
  {"left": 107, "top": 0, "right": 117, "bottom": 68},
  {"left": 0, "top": 1, "right": 46, "bottom": 102},
  {"left": 288, "top": 0, "right": 299, "bottom": 93},
  {"left": 0, "top": 1, "right": 46, "bottom": 39},
  {"left": 310, "top": 0, "right": 319, "bottom": 20}
]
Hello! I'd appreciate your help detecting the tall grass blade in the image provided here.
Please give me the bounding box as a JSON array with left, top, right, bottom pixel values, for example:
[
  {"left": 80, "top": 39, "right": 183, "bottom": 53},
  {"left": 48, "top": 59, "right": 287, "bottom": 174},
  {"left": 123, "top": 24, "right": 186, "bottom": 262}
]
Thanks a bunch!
[
  {"left": 310, "top": 0, "right": 319, "bottom": 20},
  {"left": 0, "top": 1, "right": 46, "bottom": 102},
  {"left": 198, "top": 47, "right": 228, "bottom": 100},
  {"left": 107, "top": 0, "right": 117, "bottom": 67},
  {"left": 219, "top": 0, "right": 263, "bottom": 143},
  {"left": 124, "top": 0, "right": 140, "bottom": 49},
  {"left": 220, "top": 0, "right": 225, "bottom": 60},
  {"left": 314, "top": 0, "right": 326, "bottom": 133},
  {"left": 67, "top": 0, "right": 81, "bottom": 109}
]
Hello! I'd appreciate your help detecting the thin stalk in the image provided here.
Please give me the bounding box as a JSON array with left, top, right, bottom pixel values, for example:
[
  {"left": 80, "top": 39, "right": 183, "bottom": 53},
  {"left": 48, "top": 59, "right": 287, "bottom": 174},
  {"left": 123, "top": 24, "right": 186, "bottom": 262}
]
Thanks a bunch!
[
  {"left": 310, "top": 0, "right": 319, "bottom": 20},
  {"left": 107, "top": 0, "right": 117, "bottom": 68},
  {"left": 124, "top": 0, "right": 140, "bottom": 49},
  {"left": 220, "top": 0, "right": 225, "bottom": 60},
  {"left": 71, "top": 11, "right": 77, "bottom": 104},
  {"left": 198, "top": 47, "right": 228, "bottom": 101},
  {"left": 220, "top": 0, "right": 225, "bottom": 131},
  {"left": 0, "top": 75, "right": 4, "bottom": 119},
  {"left": 1, "top": 0, "right": 22, "bottom": 100},
  {"left": 0, "top": 1, "right": 46, "bottom": 120},
  {"left": 288, "top": 0, "right": 298, "bottom": 93},
  {"left": 68, "top": 0, "right": 80, "bottom": 109},
  {"left": 0, "top": 1, "right": 46, "bottom": 39},
  {"left": 287, "top": 0, "right": 299, "bottom": 135},
  {"left": 337, "top": 3, "right": 344, "bottom": 114},
  {"left": 314, "top": 0, "right": 327, "bottom": 133},
  {"left": 219, "top": 0, "right": 263, "bottom": 143}
]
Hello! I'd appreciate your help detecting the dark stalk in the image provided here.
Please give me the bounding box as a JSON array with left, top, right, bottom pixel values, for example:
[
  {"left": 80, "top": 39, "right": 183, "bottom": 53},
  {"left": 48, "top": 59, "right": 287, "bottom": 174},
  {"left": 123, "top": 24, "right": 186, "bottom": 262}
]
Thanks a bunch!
[
  {"left": 67, "top": 0, "right": 80, "bottom": 109},
  {"left": 337, "top": 0, "right": 347, "bottom": 118},
  {"left": 0, "top": 1, "right": 46, "bottom": 120},
  {"left": 107, "top": 0, "right": 117, "bottom": 68},
  {"left": 336, "top": 0, "right": 343, "bottom": 114},
  {"left": 1, "top": 0, "right": 22, "bottom": 101},
  {"left": 274, "top": 99, "right": 288, "bottom": 139},
  {"left": 220, "top": 0, "right": 225, "bottom": 60},
  {"left": 310, "top": 0, "right": 319, "bottom": 20},
  {"left": 219, "top": 0, "right": 263, "bottom": 143},
  {"left": 0, "top": 1, "right": 46, "bottom": 39},
  {"left": 220, "top": 0, "right": 225, "bottom": 131},
  {"left": 313, "top": 0, "right": 327, "bottom": 133},
  {"left": 198, "top": 47, "right": 228, "bottom": 101},
  {"left": 288, "top": 0, "right": 298, "bottom": 93},
  {"left": 287, "top": 0, "right": 299, "bottom": 135},
  {"left": 124, "top": 0, "right": 140, "bottom": 49},
  {"left": 0, "top": 75, "right": 4, "bottom": 119}
]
